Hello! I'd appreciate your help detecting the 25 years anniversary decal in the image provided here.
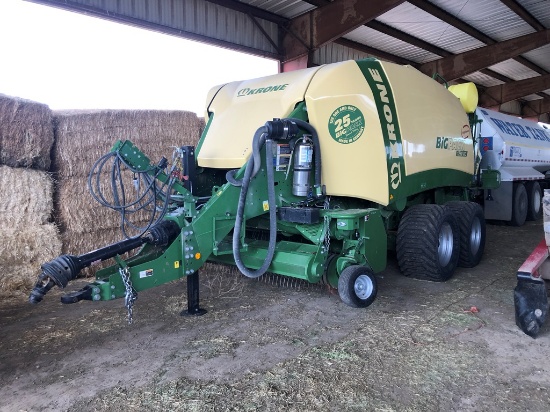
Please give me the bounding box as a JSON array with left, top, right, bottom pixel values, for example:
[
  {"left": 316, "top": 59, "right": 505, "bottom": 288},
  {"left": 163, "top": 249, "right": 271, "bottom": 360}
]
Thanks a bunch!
[{"left": 328, "top": 105, "right": 365, "bottom": 144}]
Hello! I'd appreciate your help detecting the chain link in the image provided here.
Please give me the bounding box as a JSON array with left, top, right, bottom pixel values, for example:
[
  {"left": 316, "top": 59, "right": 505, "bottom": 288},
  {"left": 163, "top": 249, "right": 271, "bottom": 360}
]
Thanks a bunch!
[{"left": 119, "top": 267, "right": 137, "bottom": 324}]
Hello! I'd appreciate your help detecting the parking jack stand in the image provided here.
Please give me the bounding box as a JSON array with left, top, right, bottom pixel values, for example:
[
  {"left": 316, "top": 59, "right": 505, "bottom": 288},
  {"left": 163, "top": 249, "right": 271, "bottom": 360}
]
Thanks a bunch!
[{"left": 181, "top": 270, "right": 207, "bottom": 316}]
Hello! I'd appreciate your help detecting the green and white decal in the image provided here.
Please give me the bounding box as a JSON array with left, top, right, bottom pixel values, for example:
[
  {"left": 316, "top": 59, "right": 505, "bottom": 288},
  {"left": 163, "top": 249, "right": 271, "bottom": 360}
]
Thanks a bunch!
[
  {"left": 328, "top": 105, "right": 366, "bottom": 144},
  {"left": 356, "top": 59, "right": 405, "bottom": 204}
]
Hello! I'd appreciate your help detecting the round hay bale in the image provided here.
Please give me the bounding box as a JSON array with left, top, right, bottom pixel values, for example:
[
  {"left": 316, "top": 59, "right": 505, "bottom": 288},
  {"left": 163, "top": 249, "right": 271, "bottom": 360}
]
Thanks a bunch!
[
  {"left": 0, "top": 93, "right": 54, "bottom": 171},
  {"left": 0, "top": 166, "right": 55, "bottom": 227}
]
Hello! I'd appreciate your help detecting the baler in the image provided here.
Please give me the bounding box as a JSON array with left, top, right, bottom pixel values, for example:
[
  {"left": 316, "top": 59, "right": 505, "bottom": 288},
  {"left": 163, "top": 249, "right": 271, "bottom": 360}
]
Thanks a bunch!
[{"left": 30, "top": 58, "right": 495, "bottom": 318}]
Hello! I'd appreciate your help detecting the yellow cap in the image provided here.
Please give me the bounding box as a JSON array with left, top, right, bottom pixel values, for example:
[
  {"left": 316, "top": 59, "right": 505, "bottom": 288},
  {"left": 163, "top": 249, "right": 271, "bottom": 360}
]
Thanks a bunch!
[{"left": 448, "top": 83, "right": 478, "bottom": 113}]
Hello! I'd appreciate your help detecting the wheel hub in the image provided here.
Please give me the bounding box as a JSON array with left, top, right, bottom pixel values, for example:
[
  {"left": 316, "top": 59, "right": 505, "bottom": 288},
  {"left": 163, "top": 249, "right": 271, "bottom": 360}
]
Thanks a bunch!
[
  {"left": 438, "top": 222, "right": 454, "bottom": 267},
  {"left": 470, "top": 217, "right": 482, "bottom": 255},
  {"left": 354, "top": 274, "right": 374, "bottom": 300}
]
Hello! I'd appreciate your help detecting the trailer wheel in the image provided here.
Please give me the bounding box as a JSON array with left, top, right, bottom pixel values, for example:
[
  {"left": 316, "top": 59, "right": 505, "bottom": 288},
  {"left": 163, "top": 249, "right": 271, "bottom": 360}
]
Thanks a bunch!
[
  {"left": 338, "top": 265, "right": 377, "bottom": 308},
  {"left": 396, "top": 204, "right": 460, "bottom": 281},
  {"left": 445, "top": 201, "right": 486, "bottom": 268},
  {"left": 525, "top": 181, "right": 542, "bottom": 221},
  {"left": 510, "top": 183, "right": 528, "bottom": 226}
]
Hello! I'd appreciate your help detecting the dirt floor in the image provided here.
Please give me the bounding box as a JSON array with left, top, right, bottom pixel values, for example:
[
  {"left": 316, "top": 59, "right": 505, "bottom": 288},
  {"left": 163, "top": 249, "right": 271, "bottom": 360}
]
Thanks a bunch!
[{"left": 1, "top": 221, "right": 550, "bottom": 411}]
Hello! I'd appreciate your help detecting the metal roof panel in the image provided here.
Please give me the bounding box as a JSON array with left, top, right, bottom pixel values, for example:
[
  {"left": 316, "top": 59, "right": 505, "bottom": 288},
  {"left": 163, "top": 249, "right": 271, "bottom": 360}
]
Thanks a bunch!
[
  {"left": 461, "top": 71, "right": 505, "bottom": 87},
  {"left": 241, "top": 0, "right": 314, "bottom": 19},
  {"left": 344, "top": 26, "right": 440, "bottom": 63},
  {"left": 517, "top": 0, "right": 550, "bottom": 27},
  {"left": 522, "top": 44, "right": 550, "bottom": 73},
  {"left": 376, "top": 2, "right": 486, "bottom": 55},
  {"left": 488, "top": 59, "right": 544, "bottom": 80},
  {"left": 430, "top": 0, "right": 536, "bottom": 41}
]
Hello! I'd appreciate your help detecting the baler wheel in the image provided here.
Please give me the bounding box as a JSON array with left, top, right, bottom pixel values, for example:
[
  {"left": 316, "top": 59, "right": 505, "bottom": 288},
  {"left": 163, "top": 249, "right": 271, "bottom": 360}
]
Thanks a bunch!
[
  {"left": 525, "top": 181, "right": 542, "bottom": 221},
  {"left": 396, "top": 204, "right": 460, "bottom": 282},
  {"left": 337, "top": 265, "right": 377, "bottom": 308},
  {"left": 510, "top": 182, "right": 528, "bottom": 226},
  {"left": 445, "top": 201, "right": 486, "bottom": 268}
]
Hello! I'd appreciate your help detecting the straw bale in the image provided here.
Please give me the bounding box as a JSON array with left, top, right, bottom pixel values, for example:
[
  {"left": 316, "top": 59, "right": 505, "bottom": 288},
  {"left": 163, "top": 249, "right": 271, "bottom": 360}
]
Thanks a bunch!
[
  {"left": 0, "top": 224, "right": 62, "bottom": 292},
  {"left": 0, "top": 166, "right": 55, "bottom": 227},
  {"left": 62, "top": 227, "right": 136, "bottom": 256},
  {"left": 53, "top": 110, "right": 203, "bottom": 178},
  {"left": 0, "top": 93, "right": 54, "bottom": 171},
  {"left": 57, "top": 176, "right": 153, "bottom": 233},
  {"left": 53, "top": 109, "right": 203, "bottom": 273},
  {"left": 0, "top": 224, "right": 61, "bottom": 265}
]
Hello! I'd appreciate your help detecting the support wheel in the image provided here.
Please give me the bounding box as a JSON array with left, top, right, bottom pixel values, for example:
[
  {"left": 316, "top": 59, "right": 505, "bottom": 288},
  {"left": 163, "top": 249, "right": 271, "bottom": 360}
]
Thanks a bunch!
[
  {"left": 510, "top": 182, "right": 528, "bottom": 226},
  {"left": 338, "top": 265, "right": 377, "bottom": 308},
  {"left": 397, "top": 204, "right": 460, "bottom": 282},
  {"left": 525, "top": 181, "right": 542, "bottom": 221},
  {"left": 445, "top": 201, "right": 486, "bottom": 268}
]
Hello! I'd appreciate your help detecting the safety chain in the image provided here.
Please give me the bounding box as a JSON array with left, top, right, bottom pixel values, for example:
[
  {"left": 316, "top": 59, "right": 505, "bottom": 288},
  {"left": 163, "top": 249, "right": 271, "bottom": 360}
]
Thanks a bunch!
[
  {"left": 323, "top": 196, "right": 331, "bottom": 254},
  {"left": 119, "top": 266, "right": 138, "bottom": 324}
]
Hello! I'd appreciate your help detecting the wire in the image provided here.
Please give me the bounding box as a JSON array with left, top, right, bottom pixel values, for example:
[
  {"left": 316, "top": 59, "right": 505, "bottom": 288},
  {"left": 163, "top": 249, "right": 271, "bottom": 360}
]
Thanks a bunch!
[{"left": 87, "top": 149, "right": 175, "bottom": 239}]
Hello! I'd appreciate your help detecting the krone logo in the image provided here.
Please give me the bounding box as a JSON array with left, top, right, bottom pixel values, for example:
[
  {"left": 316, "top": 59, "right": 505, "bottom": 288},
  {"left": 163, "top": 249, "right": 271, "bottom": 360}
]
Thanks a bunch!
[
  {"left": 237, "top": 88, "right": 251, "bottom": 97},
  {"left": 390, "top": 162, "right": 402, "bottom": 189},
  {"left": 237, "top": 84, "right": 288, "bottom": 97}
]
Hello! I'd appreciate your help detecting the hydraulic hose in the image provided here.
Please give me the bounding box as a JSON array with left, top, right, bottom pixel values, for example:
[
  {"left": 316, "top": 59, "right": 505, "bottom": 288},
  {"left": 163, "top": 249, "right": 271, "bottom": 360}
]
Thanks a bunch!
[
  {"left": 231, "top": 118, "right": 321, "bottom": 278},
  {"left": 232, "top": 130, "right": 277, "bottom": 278},
  {"left": 226, "top": 127, "right": 267, "bottom": 187},
  {"left": 88, "top": 150, "right": 173, "bottom": 238}
]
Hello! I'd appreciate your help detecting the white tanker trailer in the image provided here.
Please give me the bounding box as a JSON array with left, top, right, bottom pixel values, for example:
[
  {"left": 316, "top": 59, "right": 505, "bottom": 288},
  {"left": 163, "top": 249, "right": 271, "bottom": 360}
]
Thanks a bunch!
[{"left": 477, "top": 107, "right": 550, "bottom": 225}]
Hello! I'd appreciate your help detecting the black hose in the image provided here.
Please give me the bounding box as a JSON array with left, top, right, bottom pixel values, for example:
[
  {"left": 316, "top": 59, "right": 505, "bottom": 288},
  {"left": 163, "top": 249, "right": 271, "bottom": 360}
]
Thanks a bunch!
[
  {"left": 231, "top": 119, "right": 322, "bottom": 278},
  {"left": 226, "top": 127, "right": 267, "bottom": 187},
  {"left": 87, "top": 149, "right": 173, "bottom": 238},
  {"left": 232, "top": 131, "right": 277, "bottom": 278}
]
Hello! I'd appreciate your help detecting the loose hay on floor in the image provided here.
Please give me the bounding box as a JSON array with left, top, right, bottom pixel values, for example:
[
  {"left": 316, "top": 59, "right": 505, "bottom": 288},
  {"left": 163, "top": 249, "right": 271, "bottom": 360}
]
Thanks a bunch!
[{"left": 0, "top": 93, "right": 54, "bottom": 171}]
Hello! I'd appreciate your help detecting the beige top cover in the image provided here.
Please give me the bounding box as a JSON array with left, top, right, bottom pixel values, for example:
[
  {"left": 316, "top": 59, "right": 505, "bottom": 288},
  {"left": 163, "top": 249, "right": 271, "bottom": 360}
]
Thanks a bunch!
[{"left": 198, "top": 60, "right": 474, "bottom": 206}]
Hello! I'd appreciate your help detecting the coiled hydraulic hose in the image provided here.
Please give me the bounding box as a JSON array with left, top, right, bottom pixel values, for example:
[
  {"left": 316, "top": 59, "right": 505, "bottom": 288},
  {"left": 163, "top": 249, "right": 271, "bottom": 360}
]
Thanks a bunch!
[{"left": 88, "top": 150, "right": 174, "bottom": 239}]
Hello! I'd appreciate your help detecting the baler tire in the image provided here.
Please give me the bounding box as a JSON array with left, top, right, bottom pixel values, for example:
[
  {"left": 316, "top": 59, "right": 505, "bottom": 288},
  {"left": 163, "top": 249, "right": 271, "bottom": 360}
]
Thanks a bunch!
[
  {"left": 338, "top": 265, "right": 377, "bottom": 308},
  {"left": 396, "top": 204, "right": 460, "bottom": 282},
  {"left": 525, "top": 181, "right": 542, "bottom": 221},
  {"left": 445, "top": 201, "right": 486, "bottom": 268},
  {"left": 510, "top": 183, "right": 528, "bottom": 227}
]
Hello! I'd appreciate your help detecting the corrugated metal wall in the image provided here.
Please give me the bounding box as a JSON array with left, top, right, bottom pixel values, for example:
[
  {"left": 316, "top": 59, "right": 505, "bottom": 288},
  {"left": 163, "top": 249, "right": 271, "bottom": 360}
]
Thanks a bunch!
[{"left": 312, "top": 43, "right": 372, "bottom": 66}]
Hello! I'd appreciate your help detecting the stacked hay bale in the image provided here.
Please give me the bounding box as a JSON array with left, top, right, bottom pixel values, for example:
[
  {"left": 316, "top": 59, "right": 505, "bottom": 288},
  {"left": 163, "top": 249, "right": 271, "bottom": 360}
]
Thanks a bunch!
[
  {"left": 53, "top": 110, "right": 204, "bottom": 262},
  {"left": 0, "top": 94, "right": 61, "bottom": 295}
]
